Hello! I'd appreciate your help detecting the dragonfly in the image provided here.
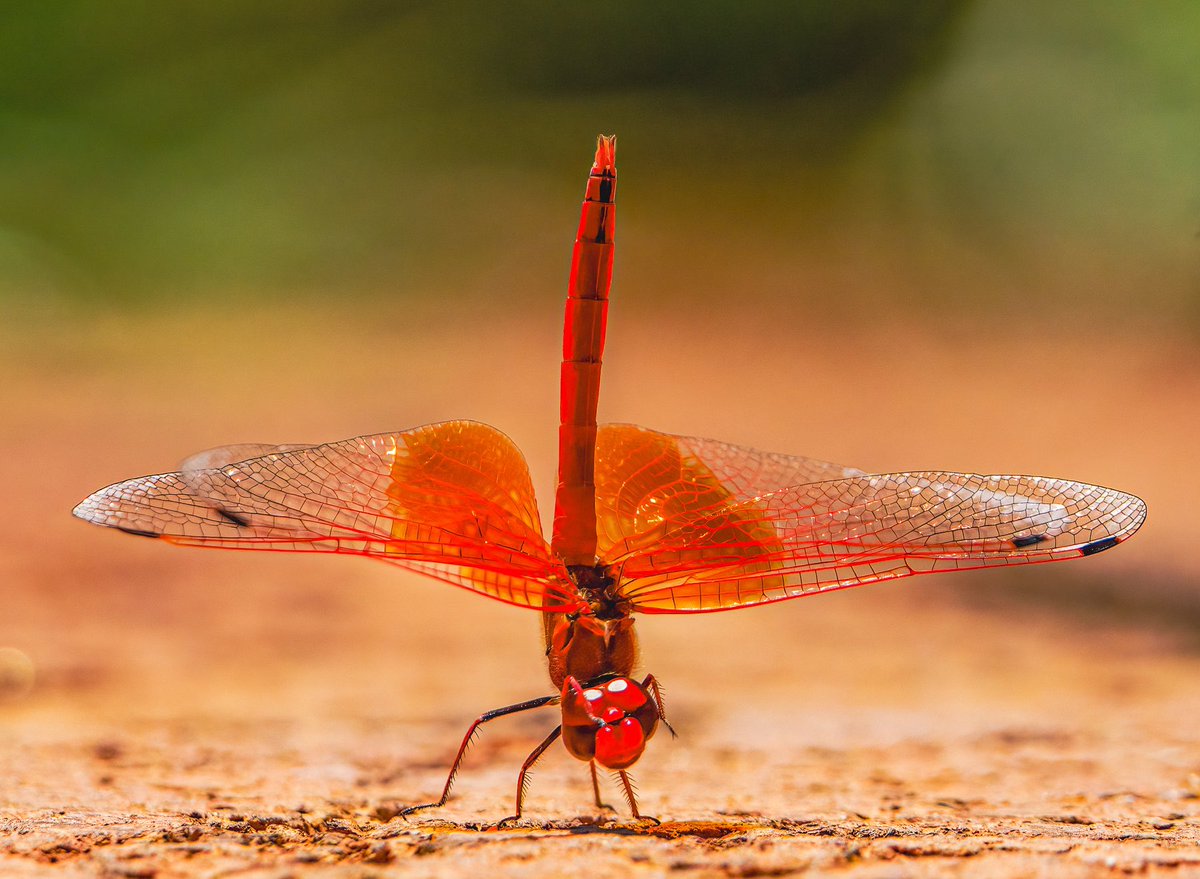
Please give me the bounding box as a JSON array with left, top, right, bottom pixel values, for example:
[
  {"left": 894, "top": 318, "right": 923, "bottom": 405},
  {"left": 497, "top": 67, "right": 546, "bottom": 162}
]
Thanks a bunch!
[{"left": 74, "top": 136, "right": 1146, "bottom": 823}]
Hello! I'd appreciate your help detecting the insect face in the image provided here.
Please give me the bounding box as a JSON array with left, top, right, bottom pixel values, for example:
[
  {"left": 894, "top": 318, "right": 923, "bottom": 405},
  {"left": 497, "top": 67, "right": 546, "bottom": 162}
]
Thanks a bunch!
[{"left": 561, "top": 676, "right": 660, "bottom": 769}]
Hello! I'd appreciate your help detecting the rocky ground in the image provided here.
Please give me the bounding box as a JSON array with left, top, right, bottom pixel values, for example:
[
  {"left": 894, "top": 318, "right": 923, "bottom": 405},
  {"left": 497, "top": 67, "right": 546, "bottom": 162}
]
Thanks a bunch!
[{"left": 2, "top": 304, "right": 1196, "bottom": 876}]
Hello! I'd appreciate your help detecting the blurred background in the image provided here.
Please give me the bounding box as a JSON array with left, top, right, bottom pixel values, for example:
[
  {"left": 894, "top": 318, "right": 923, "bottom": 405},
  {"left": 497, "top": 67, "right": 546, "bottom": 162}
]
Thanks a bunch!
[
  {"left": 2, "top": 0, "right": 1198, "bottom": 798},
  {"left": 4, "top": 1, "right": 1198, "bottom": 321}
]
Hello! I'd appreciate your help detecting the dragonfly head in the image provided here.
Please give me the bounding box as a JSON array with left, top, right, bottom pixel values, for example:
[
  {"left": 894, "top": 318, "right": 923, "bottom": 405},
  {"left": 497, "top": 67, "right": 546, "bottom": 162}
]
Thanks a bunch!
[{"left": 561, "top": 676, "right": 659, "bottom": 770}]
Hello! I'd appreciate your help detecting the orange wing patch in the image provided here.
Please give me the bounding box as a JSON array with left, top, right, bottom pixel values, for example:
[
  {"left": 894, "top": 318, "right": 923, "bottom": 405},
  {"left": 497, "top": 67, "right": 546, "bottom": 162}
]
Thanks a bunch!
[
  {"left": 594, "top": 425, "right": 787, "bottom": 608},
  {"left": 74, "top": 421, "right": 576, "bottom": 612},
  {"left": 385, "top": 422, "right": 570, "bottom": 608}
]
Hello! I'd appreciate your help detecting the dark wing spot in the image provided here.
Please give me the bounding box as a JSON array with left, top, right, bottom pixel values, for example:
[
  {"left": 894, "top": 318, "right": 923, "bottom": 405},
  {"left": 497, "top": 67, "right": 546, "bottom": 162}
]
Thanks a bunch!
[
  {"left": 116, "top": 526, "right": 160, "bottom": 539},
  {"left": 1011, "top": 534, "right": 1049, "bottom": 548},
  {"left": 1080, "top": 536, "right": 1120, "bottom": 556},
  {"left": 215, "top": 507, "right": 251, "bottom": 527}
]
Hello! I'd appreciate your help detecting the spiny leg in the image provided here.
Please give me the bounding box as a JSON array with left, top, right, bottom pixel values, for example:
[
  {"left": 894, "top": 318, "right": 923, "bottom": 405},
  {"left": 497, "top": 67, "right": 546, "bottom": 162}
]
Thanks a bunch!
[
  {"left": 589, "top": 760, "right": 615, "bottom": 812},
  {"left": 562, "top": 674, "right": 603, "bottom": 722},
  {"left": 615, "top": 770, "right": 659, "bottom": 825},
  {"left": 400, "top": 694, "right": 556, "bottom": 818},
  {"left": 641, "top": 674, "right": 678, "bottom": 738},
  {"left": 498, "top": 724, "right": 562, "bottom": 825}
]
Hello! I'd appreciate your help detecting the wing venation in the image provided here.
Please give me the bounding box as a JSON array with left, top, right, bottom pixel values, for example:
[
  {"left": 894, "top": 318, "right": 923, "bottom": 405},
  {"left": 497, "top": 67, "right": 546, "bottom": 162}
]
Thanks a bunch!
[
  {"left": 594, "top": 424, "right": 861, "bottom": 559},
  {"left": 74, "top": 421, "right": 576, "bottom": 611},
  {"left": 598, "top": 452, "right": 1145, "bottom": 612}
]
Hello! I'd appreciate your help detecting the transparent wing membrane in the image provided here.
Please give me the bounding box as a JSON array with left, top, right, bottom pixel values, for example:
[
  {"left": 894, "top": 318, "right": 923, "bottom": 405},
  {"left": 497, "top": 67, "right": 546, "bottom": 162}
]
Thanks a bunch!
[
  {"left": 595, "top": 429, "right": 1145, "bottom": 613},
  {"left": 74, "top": 421, "right": 576, "bottom": 611},
  {"left": 593, "top": 424, "right": 861, "bottom": 560},
  {"left": 76, "top": 420, "right": 1144, "bottom": 616}
]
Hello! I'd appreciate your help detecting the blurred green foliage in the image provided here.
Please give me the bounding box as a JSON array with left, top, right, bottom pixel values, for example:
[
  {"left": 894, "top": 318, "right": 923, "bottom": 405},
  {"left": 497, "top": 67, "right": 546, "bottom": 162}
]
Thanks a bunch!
[{"left": 0, "top": 1, "right": 1196, "bottom": 326}]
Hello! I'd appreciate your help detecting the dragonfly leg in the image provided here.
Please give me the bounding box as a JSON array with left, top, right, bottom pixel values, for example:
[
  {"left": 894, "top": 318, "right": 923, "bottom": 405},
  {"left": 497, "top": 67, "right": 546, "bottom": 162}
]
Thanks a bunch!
[
  {"left": 400, "top": 694, "right": 557, "bottom": 818},
  {"left": 641, "top": 673, "right": 678, "bottom": 738},
  {"left": 589, "top": 760, "right": 615, "bottom": 812},
  {"left": 498, "top": 724, "right": 562, "bottom": 825},
  {"left": 561, "top": 674, "right": 604, "bottom": 723},
  {"left": 614, "top": 770, "right": 659, "bottom": 825}
]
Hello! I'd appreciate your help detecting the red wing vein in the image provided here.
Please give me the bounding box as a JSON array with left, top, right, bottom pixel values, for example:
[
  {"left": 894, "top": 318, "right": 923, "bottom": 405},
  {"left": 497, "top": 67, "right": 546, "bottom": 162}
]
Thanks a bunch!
[
  {"left": 75, "top": 423, "right": 574, "bottom": 611},
  {"left": 608, "top": 471, "right": 1145, "bottom": 612}
]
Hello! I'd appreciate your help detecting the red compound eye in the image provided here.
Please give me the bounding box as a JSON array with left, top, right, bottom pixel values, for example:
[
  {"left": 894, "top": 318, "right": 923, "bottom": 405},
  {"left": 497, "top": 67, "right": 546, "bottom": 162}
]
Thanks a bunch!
[
  {"left": 594, "top": 716, "right": 645, "bottom": 770},
  {"left": 603, "top": 678, "right": 649, "bottom": 713}
]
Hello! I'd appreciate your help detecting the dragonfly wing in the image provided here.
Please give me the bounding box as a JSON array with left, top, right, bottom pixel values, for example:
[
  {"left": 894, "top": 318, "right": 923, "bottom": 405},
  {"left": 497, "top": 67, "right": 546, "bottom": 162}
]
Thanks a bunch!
[
  {"left": 655, "top": 430, "right": 865, "bottom": 495},
  {"left": 180, "top": 443, "right": 314, "bottom": 477},
  {"left": 605, "top": 469, "right": 1146, "bottom": 613},
  {"left": 594, "top": 424, "right": 861, "bottom": 559},
  {"left": 75, "top": 421, "right": 577, "bottom": 611}
]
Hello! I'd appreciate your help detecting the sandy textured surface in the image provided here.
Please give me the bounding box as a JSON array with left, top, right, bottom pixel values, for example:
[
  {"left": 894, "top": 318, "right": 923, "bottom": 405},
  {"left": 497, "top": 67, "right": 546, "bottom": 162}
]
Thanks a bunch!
[{"left": 2, "top": 303, "right": 1197, "bottom": 876}]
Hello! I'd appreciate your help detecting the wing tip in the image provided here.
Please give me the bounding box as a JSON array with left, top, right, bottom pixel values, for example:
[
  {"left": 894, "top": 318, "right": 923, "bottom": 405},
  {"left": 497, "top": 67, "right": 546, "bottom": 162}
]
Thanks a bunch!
[
  {"left": 73, "top": 497, "right": 162, "bottom": 539},
  {"left": 115, "top": 525, "right": 162, "bottom": 539},
  {"left": 71, "top": 493, "right": 104, "bottom": 525},
  {"left": 1079, "top": 535, "right": 1121, "bottom": 556}
]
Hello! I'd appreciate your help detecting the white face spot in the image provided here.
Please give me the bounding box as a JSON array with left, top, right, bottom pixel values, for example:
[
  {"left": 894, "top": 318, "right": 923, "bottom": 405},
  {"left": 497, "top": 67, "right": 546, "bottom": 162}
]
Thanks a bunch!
[
  {"left": 583, "top": 688, "right": 603, "bottom": 702},
  {"left": 606, "top": 679, "right": 628, "bottom": 693}
]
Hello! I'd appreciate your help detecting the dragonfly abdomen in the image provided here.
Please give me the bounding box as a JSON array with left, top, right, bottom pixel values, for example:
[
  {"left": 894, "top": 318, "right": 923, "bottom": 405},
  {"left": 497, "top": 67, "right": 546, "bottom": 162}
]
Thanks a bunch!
[{"left": 552, "top": 135, "right": 617, "bottom": 567}]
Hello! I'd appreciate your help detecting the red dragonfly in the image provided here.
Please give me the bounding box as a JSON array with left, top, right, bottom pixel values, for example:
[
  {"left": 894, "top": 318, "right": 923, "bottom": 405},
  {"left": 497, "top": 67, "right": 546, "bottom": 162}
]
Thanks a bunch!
[{"left": 75, "top": 136, "right": 1145, "bottom": 822}]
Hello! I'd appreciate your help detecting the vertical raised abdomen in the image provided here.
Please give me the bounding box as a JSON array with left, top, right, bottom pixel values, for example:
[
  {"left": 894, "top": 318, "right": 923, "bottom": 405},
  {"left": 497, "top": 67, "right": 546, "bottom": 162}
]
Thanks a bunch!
[{"left": 552, "top": 136, "right": 616, "bottom": 567}]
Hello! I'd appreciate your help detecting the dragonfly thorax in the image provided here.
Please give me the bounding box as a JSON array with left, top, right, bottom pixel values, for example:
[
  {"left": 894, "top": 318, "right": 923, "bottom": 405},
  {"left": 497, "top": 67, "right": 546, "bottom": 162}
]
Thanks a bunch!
[
  {"left": 543, "top": 610, "right": 637, "bottom": 689},
  {"left": 561, "top": 675, "right": 659, "bottom": 770},
  {"left": 566, "top": 563, "right": 629, "bottom": 620}
]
